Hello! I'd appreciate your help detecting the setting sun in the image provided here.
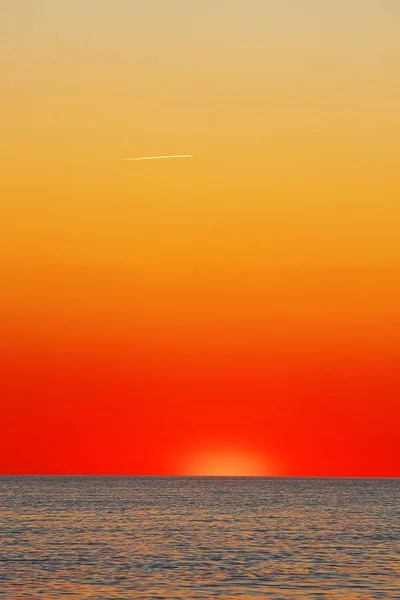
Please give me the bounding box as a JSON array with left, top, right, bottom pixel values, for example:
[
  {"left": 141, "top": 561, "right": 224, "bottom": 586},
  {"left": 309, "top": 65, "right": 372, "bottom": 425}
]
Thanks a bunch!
[{"left": 181, "top": 448, "right": 272, "bottom": 477}]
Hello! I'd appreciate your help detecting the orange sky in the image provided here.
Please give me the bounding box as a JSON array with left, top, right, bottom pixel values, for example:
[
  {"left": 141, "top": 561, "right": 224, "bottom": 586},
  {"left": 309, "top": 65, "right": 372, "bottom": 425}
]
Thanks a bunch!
[{"left": 1, "top": 1, "right": 399, "bottom": 475}]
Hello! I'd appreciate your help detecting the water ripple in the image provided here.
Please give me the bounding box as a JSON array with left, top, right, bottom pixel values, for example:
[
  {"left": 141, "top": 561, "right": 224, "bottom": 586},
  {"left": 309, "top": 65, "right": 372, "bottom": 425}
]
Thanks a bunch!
[{"left": 0, "top": 477, "right": 399, "bottom": 599}]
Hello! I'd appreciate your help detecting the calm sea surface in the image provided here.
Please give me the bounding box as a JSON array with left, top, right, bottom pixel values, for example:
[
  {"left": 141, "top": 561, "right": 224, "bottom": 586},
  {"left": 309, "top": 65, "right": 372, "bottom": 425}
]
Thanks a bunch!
[{"left": 0, "top": 477, "right": 399, "bottom": 599}]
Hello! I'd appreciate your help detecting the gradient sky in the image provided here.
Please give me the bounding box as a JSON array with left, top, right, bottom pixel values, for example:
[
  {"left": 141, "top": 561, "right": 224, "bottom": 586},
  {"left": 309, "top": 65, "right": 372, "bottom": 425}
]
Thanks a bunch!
[{"left": 1, "top": 0, "right": 399, "bottom": 475}]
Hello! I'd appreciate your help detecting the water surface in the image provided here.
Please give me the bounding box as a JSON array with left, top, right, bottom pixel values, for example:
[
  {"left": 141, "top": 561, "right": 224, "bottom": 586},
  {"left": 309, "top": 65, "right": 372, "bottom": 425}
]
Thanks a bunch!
[{"left": 0, "top": 477, "right": 399, "bottom": 598}]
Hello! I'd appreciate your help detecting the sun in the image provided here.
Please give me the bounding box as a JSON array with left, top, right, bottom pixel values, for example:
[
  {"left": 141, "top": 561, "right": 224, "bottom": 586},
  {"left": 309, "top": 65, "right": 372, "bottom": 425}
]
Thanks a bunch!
[{"left": 180, "top": 446, "right": 271, "bottom": 477}]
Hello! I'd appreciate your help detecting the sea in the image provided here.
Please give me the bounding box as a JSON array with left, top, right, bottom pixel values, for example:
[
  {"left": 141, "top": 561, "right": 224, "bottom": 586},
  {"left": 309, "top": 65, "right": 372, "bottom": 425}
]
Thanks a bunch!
[{"left": 0, "top": 477, "right": 399, "bottom": 599}]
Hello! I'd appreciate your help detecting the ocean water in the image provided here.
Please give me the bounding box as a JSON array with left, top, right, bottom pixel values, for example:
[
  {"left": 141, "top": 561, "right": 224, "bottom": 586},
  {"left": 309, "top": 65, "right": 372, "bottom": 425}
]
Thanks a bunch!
[{"left": 0, "top": 477, "right": 399, "bottom": 599}]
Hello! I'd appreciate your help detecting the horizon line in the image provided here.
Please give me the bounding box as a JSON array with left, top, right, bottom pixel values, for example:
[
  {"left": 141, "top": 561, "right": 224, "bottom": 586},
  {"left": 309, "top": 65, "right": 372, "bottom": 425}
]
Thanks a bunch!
[{"left": 1, "top": 474, "right": 398, "bottom": 479}]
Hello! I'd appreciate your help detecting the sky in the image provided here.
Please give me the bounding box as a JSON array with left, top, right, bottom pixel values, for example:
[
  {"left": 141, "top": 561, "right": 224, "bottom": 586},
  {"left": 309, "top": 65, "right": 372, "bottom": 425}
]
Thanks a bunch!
[{"left": 1, "top": 0, "right": 399, "bottom": 475}]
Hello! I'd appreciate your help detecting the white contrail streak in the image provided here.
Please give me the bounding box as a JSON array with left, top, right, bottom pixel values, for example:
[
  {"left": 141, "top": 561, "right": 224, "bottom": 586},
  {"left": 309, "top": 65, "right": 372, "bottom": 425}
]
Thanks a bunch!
[{"left": 122, "top": 154, "right": 193, "bottom": 161}]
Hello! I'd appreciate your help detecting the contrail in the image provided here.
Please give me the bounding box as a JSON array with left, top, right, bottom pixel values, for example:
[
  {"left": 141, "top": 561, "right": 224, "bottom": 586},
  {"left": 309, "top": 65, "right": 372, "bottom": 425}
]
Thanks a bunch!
[{"left": 122, "top": 154, "right": 193, "bottom": 161}]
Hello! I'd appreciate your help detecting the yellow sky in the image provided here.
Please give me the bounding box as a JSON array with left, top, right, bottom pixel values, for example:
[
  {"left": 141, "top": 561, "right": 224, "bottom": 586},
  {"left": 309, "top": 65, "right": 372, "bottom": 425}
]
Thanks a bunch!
[{"left": 1, "top": 0, "right": 399, "bottom": 322}]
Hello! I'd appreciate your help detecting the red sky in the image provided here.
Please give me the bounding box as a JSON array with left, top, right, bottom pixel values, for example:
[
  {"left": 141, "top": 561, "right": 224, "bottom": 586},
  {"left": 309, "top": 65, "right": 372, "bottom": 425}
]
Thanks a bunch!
[{"left": 1, "top": 315, "right": 399, "bottom": 475}]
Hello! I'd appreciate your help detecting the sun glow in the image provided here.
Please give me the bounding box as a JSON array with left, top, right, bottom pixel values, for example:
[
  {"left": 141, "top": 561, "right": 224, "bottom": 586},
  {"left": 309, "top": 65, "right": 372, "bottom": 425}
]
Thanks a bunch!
[{"left": 182, "top": 448, "right": 271, "bottom": 477}]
